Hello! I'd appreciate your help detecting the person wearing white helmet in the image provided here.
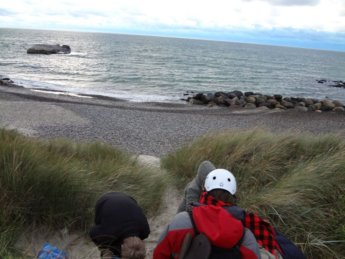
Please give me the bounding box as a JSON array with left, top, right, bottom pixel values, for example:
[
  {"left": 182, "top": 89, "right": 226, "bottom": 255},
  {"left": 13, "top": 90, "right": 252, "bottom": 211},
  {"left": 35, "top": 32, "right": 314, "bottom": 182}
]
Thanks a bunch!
[
  {"left": 175, "top": 161, "right": 302, "bottom": 259},
  {"left": 154, "top": 165, "right": 261, "bottom": 259},
  {"left": 204, "top": 168, "right": 237, "bottom": 194}
]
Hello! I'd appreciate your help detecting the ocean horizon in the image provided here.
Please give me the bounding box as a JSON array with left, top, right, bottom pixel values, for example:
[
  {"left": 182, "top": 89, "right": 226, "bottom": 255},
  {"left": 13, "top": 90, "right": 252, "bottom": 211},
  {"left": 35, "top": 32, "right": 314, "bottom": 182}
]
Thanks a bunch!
[{"left": 1, "top": 28, "right": 345, "bottom": 103}]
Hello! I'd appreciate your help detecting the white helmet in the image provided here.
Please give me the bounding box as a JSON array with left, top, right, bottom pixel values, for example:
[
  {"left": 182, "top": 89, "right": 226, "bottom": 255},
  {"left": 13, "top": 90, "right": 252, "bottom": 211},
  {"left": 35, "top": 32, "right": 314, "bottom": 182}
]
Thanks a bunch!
[{"left": 204, "top": 169, "right": 237, "bottom": 195}]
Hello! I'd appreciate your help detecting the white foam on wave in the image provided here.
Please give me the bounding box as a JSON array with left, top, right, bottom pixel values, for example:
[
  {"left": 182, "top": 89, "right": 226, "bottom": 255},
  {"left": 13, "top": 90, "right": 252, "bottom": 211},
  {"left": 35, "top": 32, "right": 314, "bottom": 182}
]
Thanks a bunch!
[
  {"left": 68, "top": 52, "right": 88, "bottom": 57},
  {"left": 12, "top": 78, "right": 184, "bottom": 103},
  {"left": 99, "top": 91, "right": 182, "bottom": 103},
  {"left": 13, "top": 78, "right": 67, "bottom": 91},
  {"left": 31, "top": 89, "right": 93, "bottom": 98}
]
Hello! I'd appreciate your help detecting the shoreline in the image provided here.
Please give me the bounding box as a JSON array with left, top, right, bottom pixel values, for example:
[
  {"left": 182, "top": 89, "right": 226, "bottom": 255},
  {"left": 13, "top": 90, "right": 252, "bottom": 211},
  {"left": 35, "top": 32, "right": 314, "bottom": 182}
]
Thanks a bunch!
[
  {"left": 0, "top": 84, "right": 221, "bottom": 112},
  {"left": 2, "top": 77, "right": 345, "bottom": 113},
  {"left": 1, "top": 84, "right": 345, "bottom": 156}
]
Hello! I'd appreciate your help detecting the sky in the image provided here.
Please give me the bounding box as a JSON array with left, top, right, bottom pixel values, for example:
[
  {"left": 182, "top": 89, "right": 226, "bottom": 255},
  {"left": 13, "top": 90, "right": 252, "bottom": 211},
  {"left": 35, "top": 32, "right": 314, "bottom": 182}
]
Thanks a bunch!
[{"left": 1, "top": 0, "right": 345, "bottom": 51}]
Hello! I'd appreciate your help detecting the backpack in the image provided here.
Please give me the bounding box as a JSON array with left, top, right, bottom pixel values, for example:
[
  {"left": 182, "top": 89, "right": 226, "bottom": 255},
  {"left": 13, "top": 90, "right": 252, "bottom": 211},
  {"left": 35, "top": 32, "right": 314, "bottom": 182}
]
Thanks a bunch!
[
  {"left": 275, "top": 230, "right": 306, "bottom": 259},
  {"left": 179, "top": 211, "right": 244, "bottom": 259}
]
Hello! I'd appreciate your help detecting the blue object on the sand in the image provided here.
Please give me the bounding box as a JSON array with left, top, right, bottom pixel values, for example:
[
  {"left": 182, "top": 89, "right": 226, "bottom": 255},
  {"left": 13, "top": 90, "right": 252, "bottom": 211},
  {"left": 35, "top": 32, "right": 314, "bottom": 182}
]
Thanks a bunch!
[{"left": 37, "top": 242, "right": 68, "bottom": 259}]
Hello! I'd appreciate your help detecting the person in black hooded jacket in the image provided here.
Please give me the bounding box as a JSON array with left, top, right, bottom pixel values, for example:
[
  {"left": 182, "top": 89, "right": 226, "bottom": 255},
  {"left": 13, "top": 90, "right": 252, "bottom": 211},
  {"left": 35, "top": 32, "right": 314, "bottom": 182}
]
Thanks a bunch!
[{"left": 89, "top": 192, "right": 150, "bottom": 259}]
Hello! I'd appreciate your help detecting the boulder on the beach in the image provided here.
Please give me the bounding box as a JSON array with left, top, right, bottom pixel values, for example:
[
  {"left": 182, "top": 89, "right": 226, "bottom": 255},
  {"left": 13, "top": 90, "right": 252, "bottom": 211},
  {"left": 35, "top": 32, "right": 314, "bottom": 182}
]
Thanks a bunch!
[
  {"left": 281, "top": 100, "right": 294, "bottom": 109},
  {"left": 244, "top": 103, "right": 256, "bottom": 109},
  {"left": 321, "top": 99, "right": 336, "bottom": 111},
  {"left": 228, "top": 90, "right": 244, "bottom": 99},
  {"left": 333, "top": 107, "right": 345, "bottom": 112},
  {"left": 27, "top": 44, "right": 71, "bottom": 55}
]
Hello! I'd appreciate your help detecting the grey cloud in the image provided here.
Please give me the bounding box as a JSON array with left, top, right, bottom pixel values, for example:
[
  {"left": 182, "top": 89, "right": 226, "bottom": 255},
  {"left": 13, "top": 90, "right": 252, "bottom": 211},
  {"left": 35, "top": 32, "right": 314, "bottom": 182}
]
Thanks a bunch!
[{"left": 243, "top": 0, "right": 320, "bottom": 6}]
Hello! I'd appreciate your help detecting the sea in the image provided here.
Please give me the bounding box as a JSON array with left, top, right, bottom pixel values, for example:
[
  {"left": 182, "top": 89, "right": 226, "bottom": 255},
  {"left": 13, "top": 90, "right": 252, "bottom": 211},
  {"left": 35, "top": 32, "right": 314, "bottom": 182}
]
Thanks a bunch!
[{"left": 1, "top": 28, "right": 345, "bottom": 103}]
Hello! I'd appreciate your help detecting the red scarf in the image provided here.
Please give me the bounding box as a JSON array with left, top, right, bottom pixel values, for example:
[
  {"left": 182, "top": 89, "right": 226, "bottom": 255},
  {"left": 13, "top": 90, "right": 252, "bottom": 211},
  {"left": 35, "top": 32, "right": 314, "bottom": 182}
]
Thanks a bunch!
[{"left": 199, "top": 192, "right": 282, "bottom": 257}]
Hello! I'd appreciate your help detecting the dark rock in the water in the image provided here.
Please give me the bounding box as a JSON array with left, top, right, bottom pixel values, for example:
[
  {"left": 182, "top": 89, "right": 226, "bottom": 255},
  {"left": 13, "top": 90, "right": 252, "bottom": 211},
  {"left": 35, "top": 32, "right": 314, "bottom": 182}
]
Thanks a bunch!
[
  {"left": 0, "top": 75, "right": 15, "bottom": 86},
  {"left": 316, "top": 79, "right": 345, "bottom": 88},
  {"left": 331, "top": 81, "right": 345, "bottom": 88},
  {"left": 1, "top": 75, "right": 11, "bottom": 81},
  {"left": 317, "top": 79, "right": 327, "bottom": 84},
  {"left": 27, "top": 44, "right": 71, "bottom": 54}
]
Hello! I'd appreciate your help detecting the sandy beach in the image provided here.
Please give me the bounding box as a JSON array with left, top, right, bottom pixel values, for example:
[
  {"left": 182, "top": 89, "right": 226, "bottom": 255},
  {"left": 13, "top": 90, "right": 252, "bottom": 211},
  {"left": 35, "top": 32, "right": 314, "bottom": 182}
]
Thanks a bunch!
[{"left": 1, "top": 85, "right": 345, "bottom": 157}]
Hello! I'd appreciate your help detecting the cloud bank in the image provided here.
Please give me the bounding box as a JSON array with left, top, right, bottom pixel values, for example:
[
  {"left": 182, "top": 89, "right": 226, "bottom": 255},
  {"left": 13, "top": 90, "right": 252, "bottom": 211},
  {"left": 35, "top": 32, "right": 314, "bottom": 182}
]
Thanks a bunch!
[
  {"left": 1, "top": 0, "right": 344, "bottom": 31},
  {"left": 0, "top": 0, "right": 344, "bottom": 50}
]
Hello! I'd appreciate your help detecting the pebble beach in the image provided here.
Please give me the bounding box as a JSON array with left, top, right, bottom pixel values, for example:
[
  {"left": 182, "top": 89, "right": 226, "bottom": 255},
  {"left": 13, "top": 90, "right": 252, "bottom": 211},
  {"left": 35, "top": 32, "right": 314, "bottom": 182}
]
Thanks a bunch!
[{"left": 1, "top": 85, "right": 345, "bottom": 157}]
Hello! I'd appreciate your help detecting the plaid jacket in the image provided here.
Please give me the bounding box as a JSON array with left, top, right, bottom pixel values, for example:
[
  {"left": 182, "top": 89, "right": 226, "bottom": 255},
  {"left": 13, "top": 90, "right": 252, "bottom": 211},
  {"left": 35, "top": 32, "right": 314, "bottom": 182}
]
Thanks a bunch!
[{"left": 244, "top": 211, "right": 281, "bottom": 256}]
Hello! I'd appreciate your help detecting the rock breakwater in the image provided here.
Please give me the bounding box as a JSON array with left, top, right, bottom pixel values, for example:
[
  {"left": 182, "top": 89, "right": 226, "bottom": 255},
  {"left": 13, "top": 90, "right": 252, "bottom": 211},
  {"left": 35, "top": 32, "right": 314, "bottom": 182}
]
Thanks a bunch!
[{"left": 183, "top": 90, "right": 345, "bottom": 113}]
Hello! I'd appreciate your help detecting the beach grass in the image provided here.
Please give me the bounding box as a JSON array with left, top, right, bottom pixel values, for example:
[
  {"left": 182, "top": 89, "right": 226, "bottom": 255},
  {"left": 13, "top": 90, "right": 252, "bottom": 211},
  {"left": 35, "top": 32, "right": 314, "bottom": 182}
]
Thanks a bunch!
[
  {"left": 0, "top": 128, "right": 165, "bottom": 257},
  {"left": 1, "top": 127, "right": 345, "bottom": 258},
  {"left": 161, "top": 129, "right": 345, "bottom": 258}
]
